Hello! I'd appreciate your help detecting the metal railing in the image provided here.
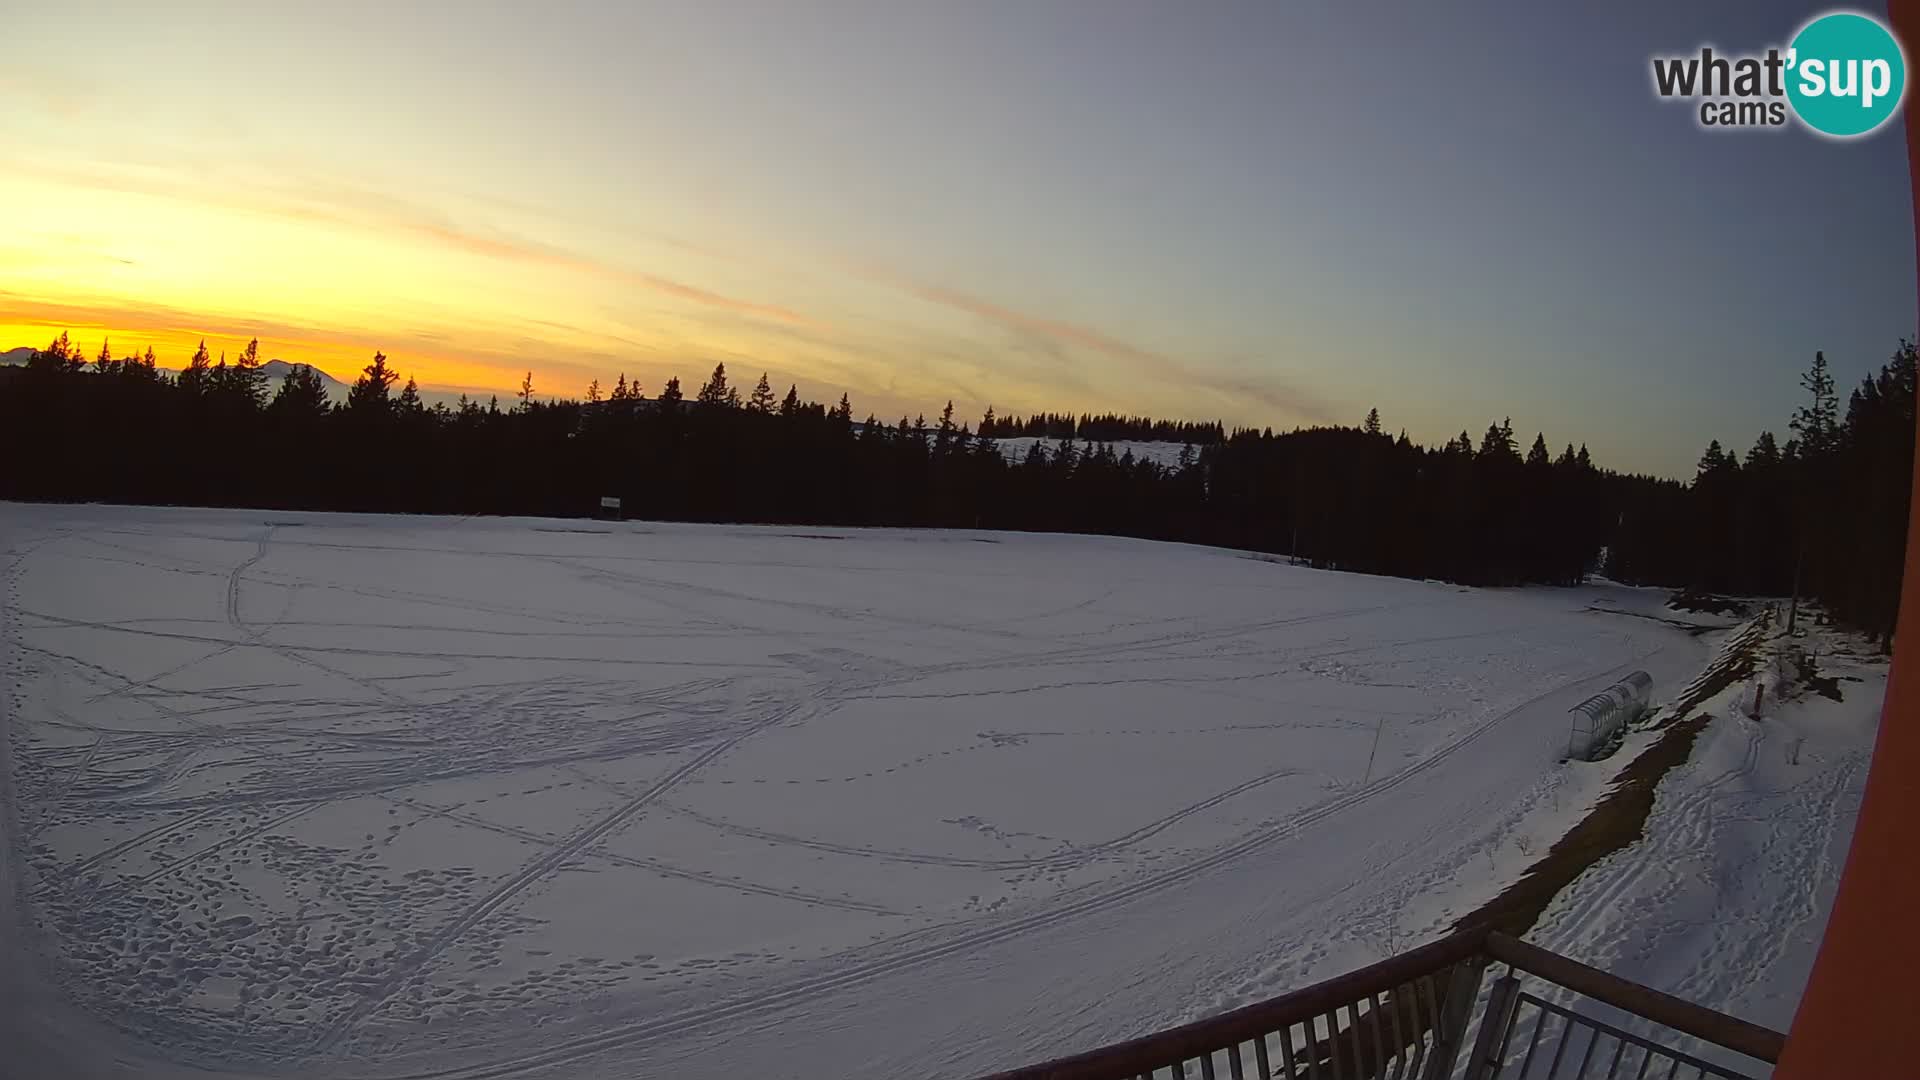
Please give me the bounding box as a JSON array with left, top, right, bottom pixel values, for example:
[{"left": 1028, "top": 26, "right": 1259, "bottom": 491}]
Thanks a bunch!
[
  {"left": 975, "top": 930, "right": 1783, "bottom": 1080},
  {"left": 1472, "top": 991, "right": 1751, "bottom": 1079},
  {"left": 1462, "top": 936, "right": 1783, "bottom": 1080}
]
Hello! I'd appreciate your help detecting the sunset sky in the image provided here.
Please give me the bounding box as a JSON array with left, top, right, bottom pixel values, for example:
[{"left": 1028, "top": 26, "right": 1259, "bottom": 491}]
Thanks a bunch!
[{"left": 3, "top": 1, "right": 1914, "bottom": 476}]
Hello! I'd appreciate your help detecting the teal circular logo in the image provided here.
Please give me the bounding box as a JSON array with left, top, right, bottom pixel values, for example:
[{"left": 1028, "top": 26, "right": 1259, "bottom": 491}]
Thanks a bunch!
[{"left": 1786, "top": 11, "right": 1907, "bottom": 137}]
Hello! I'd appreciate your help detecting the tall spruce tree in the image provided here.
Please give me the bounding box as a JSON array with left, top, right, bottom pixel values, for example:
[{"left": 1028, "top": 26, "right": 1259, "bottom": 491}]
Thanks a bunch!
[
  {"left": 178, "top": 340, "right": 213, "bottom": 396},
  {"left": 748, "top": 372, "right": 776, "bottom": 413},
  {"left": 1526, "top": 432, "right": 1550, "bottom": 467},
  {"left": 226, "top": 338, "right": 267, "bottom": 409},
  {"left": 346, "top": 351, "right": 398, "bottom": 416},
  {"left": 697, "top": 363, "right": 732, "bottom": 407}
]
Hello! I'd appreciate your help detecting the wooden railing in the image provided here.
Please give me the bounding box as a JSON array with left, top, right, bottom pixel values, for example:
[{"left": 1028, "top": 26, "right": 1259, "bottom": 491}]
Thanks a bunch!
[{"left": 974, "top": 929, "right": 1784, "bottom": 1080}]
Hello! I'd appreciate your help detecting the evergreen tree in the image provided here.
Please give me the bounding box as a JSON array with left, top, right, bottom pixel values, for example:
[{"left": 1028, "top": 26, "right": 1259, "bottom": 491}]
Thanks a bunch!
[
  {"left": 748, "top": 372, "right": 776, "bottom": 413},
  {"left": 269, "top": 364, "right": 331, "bottom": 421},
  {"left": 518, "top": 371, "right": 535, "bottom": 411},
  {"left": 935, "top": 400, "right": 957, "bottom": 454},
  {"left": 27, "top": 331, "right": 82, "bottom": 375},
  {"left": 1791, "top": 351, "right": 1840, "bottom": 458},
  {"left": 973, "top": 407, "right": 998, "bottom": 458},
  {"left": 3, "top": 321, "right": 1909, "bottom": 633},
  {"left": 346, "top": 351, "right": 398, "bottom": 415},
  {"left": 659, "top": 376, "right": 683, "bottom": 410},
  {"left": 697, "top": 363, "right": 732, "bottom": 407},
  {"left": 1526, "top": 432, "right": 1550, "bottom": 467},
  {"left": 178, "top": 340, "right": 213, "bottom": 395},
  {"left": 1695, "top": 440, "right": 1727, "bottom": 478},
  {"left": 1364, "top": 407, "right": 1381, "bottom": 436},
  {"left": 1786, "top": 351, "right": 1841, "bottom": 632},
  {"left": 587, "top": 379, "right": 601, "bottom": 404},
  {"left": 226, "top": 337, "right": 267, "bottom": 409}
]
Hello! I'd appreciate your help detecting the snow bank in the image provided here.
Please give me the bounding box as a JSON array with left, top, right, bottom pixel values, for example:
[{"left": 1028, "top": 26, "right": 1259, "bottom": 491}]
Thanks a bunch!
[{"left": 1524, "top": 622, "right": 1885, "bottom": 1075}]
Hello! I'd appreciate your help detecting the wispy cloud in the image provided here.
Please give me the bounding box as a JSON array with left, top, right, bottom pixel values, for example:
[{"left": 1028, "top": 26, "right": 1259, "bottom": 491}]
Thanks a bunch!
[
  {"left": 258, "top": 181, "right": 826, "bottom": 331},
  {"left": 858, "top": 268, "right": 1336, "bottom": 425},
  {"left": 5, "top": 159, "right": 823, "bottom": 332},
  {"left": 896, "top": 280, "right": 1169, "bottom": 369},
  {"left": 0, "top": 289, "right": 342, "bottom": 349}
]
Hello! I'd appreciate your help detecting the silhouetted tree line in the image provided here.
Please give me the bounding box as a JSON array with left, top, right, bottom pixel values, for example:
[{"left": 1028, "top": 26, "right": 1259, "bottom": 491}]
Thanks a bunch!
[
  {"left": 1, "top": 334, "right": 1910, "bottom": 637},
  {"left": 980, "top": 411, "right": 1224, "bottom": 444},
  {"left": 1604, "top": 345, "right": 1916, "bottom": 645}
]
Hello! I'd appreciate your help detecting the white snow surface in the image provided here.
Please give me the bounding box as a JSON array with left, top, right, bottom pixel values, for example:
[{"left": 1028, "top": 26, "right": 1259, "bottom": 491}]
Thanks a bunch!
[
  {"left": 0, "top": 504, "right": 1872, "bottom": 1079},
  {"left": 1518, "top": 626, "right": 1886, "bottom": 1075},
  {"left": 991, "top": 437, "right": 1194, "bottom": 468}
]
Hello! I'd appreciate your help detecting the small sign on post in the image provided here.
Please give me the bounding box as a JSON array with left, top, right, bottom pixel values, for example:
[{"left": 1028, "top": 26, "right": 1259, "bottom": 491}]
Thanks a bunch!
[{"left": 596, "top": 495, "right": 623, "bottom": 521}]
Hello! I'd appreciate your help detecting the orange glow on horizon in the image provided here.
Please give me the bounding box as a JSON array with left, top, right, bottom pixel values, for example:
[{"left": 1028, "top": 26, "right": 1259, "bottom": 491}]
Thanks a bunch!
[{"left": 0, "top": 316, "right": 530, "bottom": 396}]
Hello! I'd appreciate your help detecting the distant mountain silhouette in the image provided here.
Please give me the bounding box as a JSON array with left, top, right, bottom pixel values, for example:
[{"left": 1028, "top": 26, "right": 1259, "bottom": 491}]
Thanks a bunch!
[
  {"left": 2, "top": 346, "right": 492, "bottom": 408},
  {"left": 2, "top": 347, "right": 355, "bottom": 399},
  {"left": 260, "top": 359, "right": 350, "bottom": 401}
]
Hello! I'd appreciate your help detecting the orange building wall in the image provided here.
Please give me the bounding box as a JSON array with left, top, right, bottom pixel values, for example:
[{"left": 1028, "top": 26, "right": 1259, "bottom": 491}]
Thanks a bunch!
[{"left": 1772, "top": 5, "right": 1920, "bottom": 1071}]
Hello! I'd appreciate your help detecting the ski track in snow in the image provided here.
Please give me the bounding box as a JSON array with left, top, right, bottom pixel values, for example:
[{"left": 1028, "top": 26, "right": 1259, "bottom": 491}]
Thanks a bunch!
[
  {"left": 385, "top": 651, "right": 1664, "bottom": 1080},
  {"left": 0, "top": 504, "right": 1873, "bottom": 1080}
]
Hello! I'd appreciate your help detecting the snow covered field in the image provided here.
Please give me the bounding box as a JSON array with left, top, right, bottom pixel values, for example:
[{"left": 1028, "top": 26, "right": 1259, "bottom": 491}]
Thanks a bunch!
[{"left": 0, "top": 505, "right": 1871, "bottom": 1079}]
